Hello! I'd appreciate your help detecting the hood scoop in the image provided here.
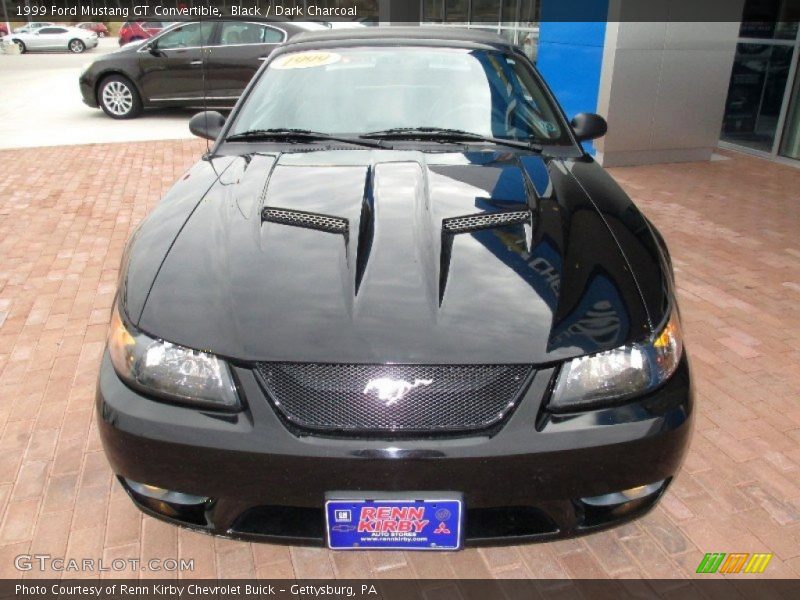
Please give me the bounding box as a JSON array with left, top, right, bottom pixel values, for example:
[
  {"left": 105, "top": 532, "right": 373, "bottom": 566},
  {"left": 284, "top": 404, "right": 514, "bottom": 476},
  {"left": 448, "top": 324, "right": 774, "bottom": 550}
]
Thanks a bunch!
[
  {"left": 439, "top": 208, "right": 532, "bottom": 305},
  {"left": 262, "top": 207, "right": 349, "bottom": 236},
  {"left": 442, "top": 209, "right": 530, "bottom": 234}
]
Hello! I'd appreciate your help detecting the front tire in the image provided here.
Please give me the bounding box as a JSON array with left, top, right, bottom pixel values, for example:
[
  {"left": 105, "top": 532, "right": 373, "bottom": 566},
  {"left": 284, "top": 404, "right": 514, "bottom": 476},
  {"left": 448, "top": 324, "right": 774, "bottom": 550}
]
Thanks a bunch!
[
  {"left": 13, "top": 39, "right": 25, "bottom": 54},
  {"left": 98, "top": 75, "right": 143, "bottom": 119},
  {"left": 69, "top": 39, "right": 86, "bottom": 53}
]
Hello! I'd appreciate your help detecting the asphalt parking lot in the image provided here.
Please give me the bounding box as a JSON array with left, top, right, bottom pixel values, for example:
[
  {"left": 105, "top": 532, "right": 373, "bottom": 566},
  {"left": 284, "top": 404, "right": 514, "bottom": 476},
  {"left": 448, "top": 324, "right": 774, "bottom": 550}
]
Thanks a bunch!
[{"left": 0, "top": 37, "right": 195, "bottom": 150}]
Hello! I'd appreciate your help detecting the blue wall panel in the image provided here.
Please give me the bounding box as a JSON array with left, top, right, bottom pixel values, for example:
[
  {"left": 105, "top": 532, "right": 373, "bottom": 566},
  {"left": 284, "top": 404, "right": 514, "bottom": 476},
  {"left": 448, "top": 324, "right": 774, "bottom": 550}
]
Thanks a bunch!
[{"left": 536, "top": 0, "right": 609, "bottom": 153}]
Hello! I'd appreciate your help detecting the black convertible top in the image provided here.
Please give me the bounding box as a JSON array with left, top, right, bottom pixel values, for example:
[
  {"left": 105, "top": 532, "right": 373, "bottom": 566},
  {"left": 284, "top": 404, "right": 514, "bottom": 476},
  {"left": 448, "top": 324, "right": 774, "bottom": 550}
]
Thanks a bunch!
[{"left": 285, "top": 26, "right": 511, "bottom": 49}]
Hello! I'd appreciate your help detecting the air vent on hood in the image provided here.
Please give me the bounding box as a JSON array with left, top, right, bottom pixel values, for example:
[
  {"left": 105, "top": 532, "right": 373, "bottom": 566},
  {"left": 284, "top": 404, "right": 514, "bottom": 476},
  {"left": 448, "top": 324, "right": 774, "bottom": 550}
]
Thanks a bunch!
[
  {"left": 442, "top": 210, "right": 530, "bottom": 234},
  {"left": 439, "top": 209, "right": 531, "bottom": 305},
  {"left": 262, "top": 207, "right": 348, "bottom": 236}
]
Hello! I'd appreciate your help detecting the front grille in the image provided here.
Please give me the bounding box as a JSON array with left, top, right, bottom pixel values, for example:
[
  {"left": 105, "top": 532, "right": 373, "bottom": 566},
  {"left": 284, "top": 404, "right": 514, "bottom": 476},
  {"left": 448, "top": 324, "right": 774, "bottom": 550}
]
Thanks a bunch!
[{"left": 255, "top": 363, "right": 532, "bottom": 435}]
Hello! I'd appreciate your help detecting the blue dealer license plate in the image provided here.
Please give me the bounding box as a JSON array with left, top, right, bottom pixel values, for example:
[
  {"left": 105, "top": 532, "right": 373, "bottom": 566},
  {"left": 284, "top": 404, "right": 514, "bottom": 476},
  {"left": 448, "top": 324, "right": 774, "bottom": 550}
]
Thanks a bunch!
[{"left": 325, "top": 498, "right": 462, "bottom": 550}]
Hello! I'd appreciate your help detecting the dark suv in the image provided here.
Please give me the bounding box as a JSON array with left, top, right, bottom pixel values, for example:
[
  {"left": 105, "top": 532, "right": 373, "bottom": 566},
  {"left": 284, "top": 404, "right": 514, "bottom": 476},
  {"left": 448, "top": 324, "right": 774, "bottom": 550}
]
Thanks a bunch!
[{"left": 81, "top": 20, "right": 325, "bottom": 118}]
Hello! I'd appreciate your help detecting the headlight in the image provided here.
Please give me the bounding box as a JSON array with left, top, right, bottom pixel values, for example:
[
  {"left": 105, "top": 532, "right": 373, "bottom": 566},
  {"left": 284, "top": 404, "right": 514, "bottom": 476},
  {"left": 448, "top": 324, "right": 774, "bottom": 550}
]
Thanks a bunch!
[
  {"left": 107, "top": 306, "right": 239, "bottom": 410},
  {"left": 549, "top": 309, "right": 683, "bottom": 411}
]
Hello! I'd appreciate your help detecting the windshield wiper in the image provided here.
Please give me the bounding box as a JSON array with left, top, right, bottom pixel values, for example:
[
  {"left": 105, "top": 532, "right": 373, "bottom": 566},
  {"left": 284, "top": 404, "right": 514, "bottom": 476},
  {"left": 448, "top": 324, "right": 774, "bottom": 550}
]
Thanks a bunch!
[
  {"left": 361, "top": 127, "right": 543, "bottom": 151},
  {"left": 225, "top": 128, "right": 386, "bottom": 149}
]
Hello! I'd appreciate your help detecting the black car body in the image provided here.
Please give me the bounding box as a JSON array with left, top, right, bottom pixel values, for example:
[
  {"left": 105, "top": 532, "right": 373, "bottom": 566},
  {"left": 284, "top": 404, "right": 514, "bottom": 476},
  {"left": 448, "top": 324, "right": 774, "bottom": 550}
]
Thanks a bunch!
[
  {"left": 97, "top": 28, "right": 693, "bottom": 547},
  {"left": 79, "top": 20, "right": 323, "bottom": 118}
]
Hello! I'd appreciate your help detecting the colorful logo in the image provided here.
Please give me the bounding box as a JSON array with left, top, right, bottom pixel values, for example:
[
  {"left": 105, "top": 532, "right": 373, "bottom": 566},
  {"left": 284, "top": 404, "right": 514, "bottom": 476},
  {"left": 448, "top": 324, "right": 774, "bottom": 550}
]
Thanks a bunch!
[
  {"left": 433, "top": 522, "right": 451, "bottom": 535},
  {"left": 696, "top": 553, "right": 772, "bottom": 574}
]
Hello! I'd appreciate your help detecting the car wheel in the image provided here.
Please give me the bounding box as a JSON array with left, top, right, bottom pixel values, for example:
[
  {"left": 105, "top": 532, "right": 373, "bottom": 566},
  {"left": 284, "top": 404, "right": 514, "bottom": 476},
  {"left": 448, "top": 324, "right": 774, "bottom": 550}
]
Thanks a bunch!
[
  {"left": 69, "top": 39, "right": 86, "bottom": 53},
  {"left": 13, "top": 39, "right": 25, "bottom": 54},
  {"left": 99, "top": 76, "right": 143, "bottom": 119}
]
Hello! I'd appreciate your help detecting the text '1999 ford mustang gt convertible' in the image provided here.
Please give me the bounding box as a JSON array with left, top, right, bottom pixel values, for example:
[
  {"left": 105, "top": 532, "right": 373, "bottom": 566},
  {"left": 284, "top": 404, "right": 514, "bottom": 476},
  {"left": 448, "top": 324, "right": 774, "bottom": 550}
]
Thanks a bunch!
[{"left": 96, "top": 27, "right": 692, "bottom": 549}]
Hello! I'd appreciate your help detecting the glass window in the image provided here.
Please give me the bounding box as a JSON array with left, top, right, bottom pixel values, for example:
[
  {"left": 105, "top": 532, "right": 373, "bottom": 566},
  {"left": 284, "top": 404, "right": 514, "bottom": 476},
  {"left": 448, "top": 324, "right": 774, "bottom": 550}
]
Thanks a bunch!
[
  {"left": 155, "top": 22, "right": 214, "bottom": 50},
  {"left": 445, "top": 0, "right": 468, "bottom": 22},
  {"left": 520, "top": 0, "right": 539, "bottom": 25},
  {"left": 779, "top": 68, "right": 800, "bottom": 160},
  {"left": 220, "top": 22, "right": 283, "bottom": 45},
  {"left": 423, "top": 0, "right": 444, "bottom": 22},
  {"left": 40, "top": 28, "right": 66, "bottom": 34},
  {"left": 232, "top": 47, "right": 569, "bottom": 145},
  {"left": 262, "top": 27, "right": 284, "bottom": 44},
  {"left": 739, "top": 0, "right": 800, "bottom": 39},
  {"left": 721, "top": 43, "right": 794, "bottom": 152},
  {"left": 472, "top": 0, "right": 502, "bottom": 23},
  {"left": 502, "top": 0, "right": 519, "bottom": 24},
  {"left": 519, "top": 30, "right": 538, "bottom": 62},
  {"left": 499, "top": 28, "right": 517, "bottom": 44}
]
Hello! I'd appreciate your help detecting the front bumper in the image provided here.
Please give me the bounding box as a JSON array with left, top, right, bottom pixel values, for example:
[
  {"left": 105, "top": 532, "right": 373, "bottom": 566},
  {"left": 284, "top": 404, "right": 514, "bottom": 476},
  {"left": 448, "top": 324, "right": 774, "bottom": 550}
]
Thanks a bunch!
[
  {"left": 79, "top": 75, "right": 97, "bottom": 108},
  {"left": 96, "top": 352, "right": 693, "bottom": 546}
]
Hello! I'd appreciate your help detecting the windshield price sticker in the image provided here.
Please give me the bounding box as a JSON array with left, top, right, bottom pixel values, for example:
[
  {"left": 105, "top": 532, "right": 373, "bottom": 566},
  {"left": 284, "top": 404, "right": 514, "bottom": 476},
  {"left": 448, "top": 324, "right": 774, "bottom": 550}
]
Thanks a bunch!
[{"left": 273, "top": 52, "right": 342, "bottom": 70}]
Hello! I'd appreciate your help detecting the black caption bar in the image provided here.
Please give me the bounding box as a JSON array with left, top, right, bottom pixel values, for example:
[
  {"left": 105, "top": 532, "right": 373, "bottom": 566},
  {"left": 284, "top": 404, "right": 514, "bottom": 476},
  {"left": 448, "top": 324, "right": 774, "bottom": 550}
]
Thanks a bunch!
[
  {"left": 5, "top": 579, "right": 800, "bottom": 600},
  {"left": 1, "top": 1, "right": 379, "bottom": 23},
  {"left": 1, "top": 0, "right": 795, "bottom": 23}
]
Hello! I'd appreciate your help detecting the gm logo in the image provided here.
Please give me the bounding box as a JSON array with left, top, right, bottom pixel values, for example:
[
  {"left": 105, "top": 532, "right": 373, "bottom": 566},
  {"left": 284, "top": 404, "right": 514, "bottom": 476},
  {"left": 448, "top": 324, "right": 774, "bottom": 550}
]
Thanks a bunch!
[
  {"left": 696, "top": 553, "right": 772, "bottom": 574},
  {"left": 334, "top": 509, "right": 352, "bottom": 523}
]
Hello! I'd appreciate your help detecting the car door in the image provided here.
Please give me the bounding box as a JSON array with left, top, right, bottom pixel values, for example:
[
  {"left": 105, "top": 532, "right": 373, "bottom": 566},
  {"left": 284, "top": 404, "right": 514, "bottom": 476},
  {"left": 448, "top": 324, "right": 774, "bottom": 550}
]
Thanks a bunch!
[
  {"left": 138, "top": 22, "right": 216, "bottom": 103},
  {"left": 29, "top": 27, "right": 67, "bottom": 50},
  {"left": 204, "top": 21, "right": 286, "bottom": 101}
]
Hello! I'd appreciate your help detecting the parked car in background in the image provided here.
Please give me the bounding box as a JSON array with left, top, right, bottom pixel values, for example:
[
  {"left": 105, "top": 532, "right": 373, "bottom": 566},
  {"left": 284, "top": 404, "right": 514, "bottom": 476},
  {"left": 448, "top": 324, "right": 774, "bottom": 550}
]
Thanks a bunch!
[
  {"left": 4, "top": 25, "right": 98, "bottom": 54},
  {"left": 12, "top": 22, "right": 53, "bottom": 34},
  {"left": 0, "top": 24, "right": 8, "bottom": 37},
  {"left": 78, "top": 22, "right": 109, "bottom": 37},
  {"left": 118, "top": 21, "right": 168, "bottom": 46},
  {"left": 80, "top": 20, "right": 322, "bottom": 118}
]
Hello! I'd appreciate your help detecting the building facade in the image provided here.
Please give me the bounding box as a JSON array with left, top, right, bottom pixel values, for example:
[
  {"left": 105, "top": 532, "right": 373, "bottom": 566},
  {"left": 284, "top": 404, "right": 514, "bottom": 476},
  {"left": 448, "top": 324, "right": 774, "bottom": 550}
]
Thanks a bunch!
[{"left": 417, "top": 0, "right": 800, "bottom": 167}]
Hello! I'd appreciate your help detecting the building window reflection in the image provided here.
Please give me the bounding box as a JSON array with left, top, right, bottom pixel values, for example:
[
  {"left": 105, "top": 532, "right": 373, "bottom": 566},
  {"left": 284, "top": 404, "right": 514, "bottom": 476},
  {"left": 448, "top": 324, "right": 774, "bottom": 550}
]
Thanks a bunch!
[
  {"left": 720, "top": 0, "right": 800, "bottom": 162},
  {"left": 421, "top": 0, "right": 541, "bottom": 62}
]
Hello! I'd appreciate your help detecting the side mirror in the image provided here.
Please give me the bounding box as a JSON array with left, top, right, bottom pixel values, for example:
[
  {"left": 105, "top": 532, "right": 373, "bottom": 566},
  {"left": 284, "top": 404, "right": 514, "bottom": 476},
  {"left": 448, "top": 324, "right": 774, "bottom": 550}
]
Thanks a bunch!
[
  {"left": 189, "top": 111, "right": 226, "bottom": 141},
  {"left": 570, "top": 112, "right": 608, "bottom": 142}
]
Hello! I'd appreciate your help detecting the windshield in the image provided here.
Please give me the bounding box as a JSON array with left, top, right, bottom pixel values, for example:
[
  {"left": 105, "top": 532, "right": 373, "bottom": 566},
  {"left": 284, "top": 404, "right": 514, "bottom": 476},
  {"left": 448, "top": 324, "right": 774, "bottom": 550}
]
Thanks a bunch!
[{"left": 230, "top": 46, "right": 571, "bottom": 145}]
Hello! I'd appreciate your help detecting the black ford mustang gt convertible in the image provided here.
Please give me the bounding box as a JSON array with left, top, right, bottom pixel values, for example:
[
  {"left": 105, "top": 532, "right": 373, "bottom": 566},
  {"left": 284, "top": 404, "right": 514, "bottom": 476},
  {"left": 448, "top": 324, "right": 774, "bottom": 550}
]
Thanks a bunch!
[{"left": 97, "top": 27, "right": 692, "bottom": 549}]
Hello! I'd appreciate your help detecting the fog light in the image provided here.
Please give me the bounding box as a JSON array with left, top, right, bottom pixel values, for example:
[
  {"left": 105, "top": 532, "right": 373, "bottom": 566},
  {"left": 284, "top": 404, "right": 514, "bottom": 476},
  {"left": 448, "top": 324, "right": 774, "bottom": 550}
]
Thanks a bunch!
[
  {"left": 581, "top": 480, "right": 665, "bottom": 507},
  {"left": 125, "top": 479, "right": 208, "bottom": 505}
]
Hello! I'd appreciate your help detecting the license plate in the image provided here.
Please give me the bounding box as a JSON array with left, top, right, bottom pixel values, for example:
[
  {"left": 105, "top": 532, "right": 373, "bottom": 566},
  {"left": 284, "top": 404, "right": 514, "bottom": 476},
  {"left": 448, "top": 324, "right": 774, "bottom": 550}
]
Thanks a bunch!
[{"left": 325, "top": 497, "right": 462, "bottom": 550}]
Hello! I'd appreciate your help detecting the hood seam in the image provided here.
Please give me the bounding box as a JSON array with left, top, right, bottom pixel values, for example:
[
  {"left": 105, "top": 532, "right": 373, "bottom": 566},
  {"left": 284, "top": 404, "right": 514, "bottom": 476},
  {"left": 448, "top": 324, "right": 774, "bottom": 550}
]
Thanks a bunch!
[
  {"left": 136, "top": 158, "right": 237, "bottom": 328},
  {"left": 565, "top": 168, "right": 655, "bottom": 333}
]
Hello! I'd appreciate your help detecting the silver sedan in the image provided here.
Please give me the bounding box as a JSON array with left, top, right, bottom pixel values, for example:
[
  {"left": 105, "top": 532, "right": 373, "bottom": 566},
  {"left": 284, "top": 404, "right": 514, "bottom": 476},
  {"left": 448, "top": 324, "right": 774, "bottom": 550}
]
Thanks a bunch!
[
  {"left": 3, "top": 25, "right": 98, "bottom": 54},
  {"left": 12, "top": 22, "right": 53, "bottom": 34}
]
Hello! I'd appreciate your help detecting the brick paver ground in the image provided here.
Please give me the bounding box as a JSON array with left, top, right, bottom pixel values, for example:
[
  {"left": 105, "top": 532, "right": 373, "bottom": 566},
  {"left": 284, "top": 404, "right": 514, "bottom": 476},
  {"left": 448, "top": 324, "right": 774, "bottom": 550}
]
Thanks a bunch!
[{"left": 0, "top": 141, "right": 799, "bottom": 580}]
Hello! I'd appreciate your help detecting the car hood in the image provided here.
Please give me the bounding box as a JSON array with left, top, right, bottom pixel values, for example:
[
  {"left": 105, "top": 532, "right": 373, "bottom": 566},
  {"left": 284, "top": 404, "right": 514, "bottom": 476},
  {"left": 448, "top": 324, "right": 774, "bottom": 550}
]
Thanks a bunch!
[{"left": 135, "top": 149, "right": 653, "bottom": 365}]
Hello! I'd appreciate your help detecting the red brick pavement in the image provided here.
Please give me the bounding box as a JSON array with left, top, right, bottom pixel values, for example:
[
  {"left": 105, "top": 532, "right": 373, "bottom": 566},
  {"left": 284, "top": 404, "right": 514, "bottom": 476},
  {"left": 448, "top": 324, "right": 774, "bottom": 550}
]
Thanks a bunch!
[{"left": 0, "top": 141, "right": 799, "bottom": 579}]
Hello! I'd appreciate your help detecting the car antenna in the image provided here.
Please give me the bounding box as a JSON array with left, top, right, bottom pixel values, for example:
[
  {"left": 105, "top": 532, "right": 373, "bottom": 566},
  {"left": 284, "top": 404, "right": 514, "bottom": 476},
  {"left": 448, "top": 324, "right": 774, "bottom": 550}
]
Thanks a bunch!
[{"left": 200, "top": 13, "right": 211, "bottom": 157}]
